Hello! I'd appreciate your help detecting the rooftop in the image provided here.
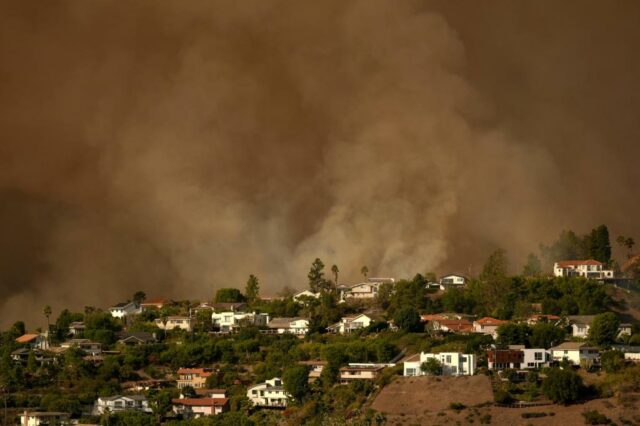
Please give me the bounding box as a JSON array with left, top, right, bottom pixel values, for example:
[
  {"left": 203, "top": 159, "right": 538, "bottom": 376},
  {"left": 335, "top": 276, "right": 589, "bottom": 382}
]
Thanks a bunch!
[
  {"left": 15, "top": 333, "right": 40, "bottom": 343},
  {"left": 556, "top": 259, "right": 603, "bottom": 267},
  {"left": 551, "top": 341, "right": 597, "bottom": 350},
  {"left": 172, "top": 398, "right": 229, "bottom": 407}
]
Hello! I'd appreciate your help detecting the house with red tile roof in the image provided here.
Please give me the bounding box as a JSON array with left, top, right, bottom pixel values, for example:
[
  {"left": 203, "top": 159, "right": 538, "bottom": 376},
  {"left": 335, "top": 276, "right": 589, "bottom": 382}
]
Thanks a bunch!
[
  {"left": 172, "top": 397, "right": 229, "bottom": 418},
  {"left": 177, "top": 368, "right": 215, "bottom": 389},
  {"left": 473, "top": 317, "right": 508, "bottom": 337},
  {"left": 15, "top": 333, "right": 49, "bottom": 350},
  {"left": 553, "top": 259, "right": 614, "bottom": 280}
]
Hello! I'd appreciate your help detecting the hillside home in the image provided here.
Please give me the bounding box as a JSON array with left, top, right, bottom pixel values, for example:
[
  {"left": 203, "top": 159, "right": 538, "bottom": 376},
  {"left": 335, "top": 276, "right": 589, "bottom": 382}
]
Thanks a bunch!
[
  {"left": 292, "top": 290, "right": 321, "bottom": 302},
  {"left": 266, "top": 317, "right": 309, "bottom": 335},
  {"left": 172, "top": 397, "right": 229, "bottom": 418},
  {"left": 109, "top": 301, "right": 141, "bottom": 318},
  {"left": 61, "top": 339, "right": 102, "bottom": 356},
  {"left": 522, "top": 348, "right": 551, "bottom": 369},
  {"left": 211, "top": 311, "right": 269, "bottom": 333},
  {"left": 155, "top": 316, "right": 193, "bottom": 332},
  {"left": 140, "top": 299, "right": 170, "bottom": 311},
  {"left": 619, "top": 323, "right": 633, "bottom": 337},
  {"left": 117, "top": 332, "right": 156, "bottom": 346},
  {"left": 566, "top": 315, "right": 595, "bottom": 338},
  {"left": 550, "top": 342, "right": 600, "bottom": 366},
  {"left": 180, "top": 389, "right": 227, "bottom": 399},
  {"left": 553, "top": 260, "right": 614, "bottom": 280},
  {"left": 487, "top": 348, "right": 524, "bottom": 369},
  {"left": 68, "top": 321, "right": 85, "bottom": 336},
  {"left": 177, "top": 368, "right": 214, "bottom": 389},
  {"left": 430, "top": 318, "right": 473, "bottom": 334},
  {"left": 526, "top": 314, "right": 561, "bottom": 325},
  {"left": 298, "top": 360, "right": 327, "bottom": 379},
  {"left": 341, "top": 278, "right": 395, "bottom": 300},
  {"left": 339, "top": 363, "right": 391, "bottom": 383},
  {"left": 92, "top": 395, "right": 151, "bottom": 415},
  {"left": 211, "top": 302, "right": 247, "bottom": 312},
  {"left": 15, "top": 333, "right": 49, "bottom": 350},
  {"left": 247, "top": 378, "right": 290, "bottom": 408},
  {"left": 403, "top": 352, "right": 476, "bottom": 376},
  {"left": 473, "top": 317, "right": 508, "bottom": 337},
  {"left": 612, "top": 345, "right": 640, "bottom": 362},
  {"left": 439, "top": 274, "right": 467, "bottom": 290},
  {"left": 11, "top": 348, "right": 52, "bottom": 365},
  {"left": 327, "top": 314, "right": 377, "bottom": 334},
  {"left": 20, "top": 411, "right": 70, "bottom": 426}
]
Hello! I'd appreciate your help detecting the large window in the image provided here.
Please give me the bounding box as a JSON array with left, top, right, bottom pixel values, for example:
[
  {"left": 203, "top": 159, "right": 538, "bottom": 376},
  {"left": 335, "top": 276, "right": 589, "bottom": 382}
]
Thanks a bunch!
[{"left": 534, "top": 352, "right": 542, "bottom": 360}]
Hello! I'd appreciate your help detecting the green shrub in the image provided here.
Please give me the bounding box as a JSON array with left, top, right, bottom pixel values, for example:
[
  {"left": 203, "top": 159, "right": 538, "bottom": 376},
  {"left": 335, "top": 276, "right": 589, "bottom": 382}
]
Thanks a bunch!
[
  {"left": 521, "top": 412, "right": 547, "bottom": 419},
  {"left": 449, "top": 402, "right": 466, "bottom": 411},
  {"left": 494, "top": 389, "right": 513, "bottom": 404},
  {"left": 582, "top": 410, "right": 612, "bottom": 425},
  {"left": 479, "top": 413, "right": 492, "bottom": 424}
]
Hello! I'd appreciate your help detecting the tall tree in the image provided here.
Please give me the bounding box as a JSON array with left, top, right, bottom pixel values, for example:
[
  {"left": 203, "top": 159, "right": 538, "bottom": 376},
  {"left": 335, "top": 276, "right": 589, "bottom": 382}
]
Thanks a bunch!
[
  {"left": 308, "top": 258, "right": 326, "bottom": 292},
  {"left": 588, "top": 312, "right": 620, "bottom": 346},
  {"left": 331, "top": 264, "right": 339, "bottom": 287},
  {"left": 132, "top": 291, "right": 146, "bottom": 305},
  {"left": 214, "top": 288, "right": 245, "bottom": 303},
  {"left": 588, "top": 225, "right": 611, "bottom": 264},
  {"left": 478, "top": 249, "right": 511, "bottom": 313},
  {"left": 361, "top": 265, "right": 369, "bottom": 280},
  {"left": 283, "top": 365, "right": 310, "bottom": 404},
  {"left": 43, "top": 305, "right": 52, "bottom": 343},
  {"left": 522, "top": 253, "right": 542, "bottom": 277},
  {"left": 245, "top": 274, "right": 260, "bottom": 303},
  {"left": 617, "top": 235, "right": 635, "bottom": 259}
]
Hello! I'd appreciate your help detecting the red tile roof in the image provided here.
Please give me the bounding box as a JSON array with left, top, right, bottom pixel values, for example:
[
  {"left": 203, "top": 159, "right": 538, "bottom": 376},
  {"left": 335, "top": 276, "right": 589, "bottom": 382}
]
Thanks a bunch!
[
  {"left": 528, "top": 314, "right": 560, "bottom": 321},
  {"left": 177, "top": 368, "right": 213, "bottom": 377},
  {"left": 195, "top": 388, "right": 226, "bottom": 396},
  {"left": 421, "top": 314, "right": 447, "bottom": 322},
  {"left": 435, "top": 319, "right": 473, "bottom": 332},
  {"left": 556, "top": 259, "right": 603, "bottom": 267},
  {"left": 172, "top": 398, "right": 229, "bottom": 407},
  {"left": 16, "top": 334, "right": 40, "bottom": 343},
  {"left": 474, "top": 317, "right": 508, "bottom": 326}
]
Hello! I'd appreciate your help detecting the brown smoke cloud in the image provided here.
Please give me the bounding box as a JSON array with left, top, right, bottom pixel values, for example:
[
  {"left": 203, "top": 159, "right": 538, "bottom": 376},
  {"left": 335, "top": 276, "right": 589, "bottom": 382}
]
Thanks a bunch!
[{"left": 1, "top": 0, "right": 639, "bottom": 328}]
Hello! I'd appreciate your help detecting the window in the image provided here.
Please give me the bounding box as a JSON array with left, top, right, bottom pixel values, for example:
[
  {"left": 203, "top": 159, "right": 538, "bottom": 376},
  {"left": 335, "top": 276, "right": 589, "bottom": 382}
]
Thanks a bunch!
[
  {"left": 446, "top": 355, "right": 452, "bottom": 363},
  {"left": 534, "top": 352, "right": 542, "bottom": 361},
  {"left": 528, "top": 362, "right": 535, "bottom": 367}
]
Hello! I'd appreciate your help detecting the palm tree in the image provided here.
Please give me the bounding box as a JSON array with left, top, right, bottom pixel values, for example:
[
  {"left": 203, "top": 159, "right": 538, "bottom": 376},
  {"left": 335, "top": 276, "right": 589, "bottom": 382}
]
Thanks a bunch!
[
  {"left": 361, "top": 266, "right": 369, "bottom": 280},
  {"left": 331, "top": 265, "right": 339, "bottom": 287},
  {"left": 43, "top": 305, "right": 52, "bottom": 344}
]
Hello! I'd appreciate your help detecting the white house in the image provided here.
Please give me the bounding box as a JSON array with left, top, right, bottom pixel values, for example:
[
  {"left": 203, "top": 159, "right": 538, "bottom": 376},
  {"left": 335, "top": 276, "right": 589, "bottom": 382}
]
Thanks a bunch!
[
  {"left": 298, "top": 360, "right": 327, "bottom": 379},
  {"left": 327, "top": 314, "right": 377, "bottom": 334},
  {"left": 266, "top": 317, "right": 309, "bottom": 335},
  {"left": 403, "top": 352, "right": 476, "bottom": 376},
  {"left": 292, "top": 290, "right": 320, "bottom": 302},
  {"left": 109, "top": 301, "right": 142, "bottom": 318},
  {"left": 92, "top": 395, "right": 151, "bottom": 415},
  {"left": 172, "top": 397, "right": 229, "bottom": 418},
  {"left": 439, "top": 274, "right": 466, "bottom": 290},
  {"left": 68, "top": 321, "right": 85, "bottom": 336},
  {"left": 60, "top": 339, "right": 102, "bottom": 356},
  {"left": 20, "top": 411, "right": 70, "bottom": 426},
  {"left": 341, "top": 278, "right": 395, "bottom": 300},
  {"left": 550, "top": 342, "right": 600, "bottom": 366},
  {"left": 247, "top": 378, "right": 290, "bottom": 408},
  {"left": 553, "top": 260, "right": 614, "bottom": 280},
  {"left": 472, "top": 317, "right": 508, "bottom": 338},
  {"left": 211, "top": 311, "right": 269, "bottom": 333},
  {"left": 15, "top": 333, "right": 49, "bottom": 350},
  {"left": 523, "top": 348, "right": 551, "bottom": 369},
  {"left": 155, "top": 316, "right": 193, "bottom": 332}
]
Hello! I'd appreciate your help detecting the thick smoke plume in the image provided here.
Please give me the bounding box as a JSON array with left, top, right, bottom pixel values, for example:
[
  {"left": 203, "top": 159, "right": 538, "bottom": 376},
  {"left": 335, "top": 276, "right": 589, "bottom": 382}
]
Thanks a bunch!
[{"left": 1, "top": 1, "right": 639, "bottom": 327}]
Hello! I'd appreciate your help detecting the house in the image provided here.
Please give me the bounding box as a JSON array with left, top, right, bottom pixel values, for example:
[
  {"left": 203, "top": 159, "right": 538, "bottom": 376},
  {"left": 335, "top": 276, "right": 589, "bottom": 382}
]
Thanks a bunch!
[
  {"left": 550, "top": 342, "right": 600, "bottom": 366},
  {"left": 487, "top": 348, "right": 524, "bottom": 369},
  {"left": 60, "top": 339, "right": 102, "bottom": 356},
  {"left": 155, "top": 316, "right": 193, "bottom": 332},
  {"left": 341, "top": 278, "right": 395, "bottom": 300},
  {"left": 566, "top": 315, "right": 595, "bottom": 338},
  {"left": 439, "top": 274, "right": 467, "bottom": 290},
  {"left": 553, "top": 260, "right": 614, "bottom": 280},
  {"left": 68, "top": 321, "right": 85, "bottom": 336},
  {"left": 19, "top": 411, "right": 70, "bottom": 426},
  {"left": 117, "top": 331, "right": 157, "bottom": 346},
  {"left": 611, "top": 345, "right": 640, "bottom": 362},
  {"left": 431, "top": 319, "right": 473, "bottom": 334},
  {"left": 403, "top": 352, "right": 476, "bottom": 376},
  {"left": 210, "top": 302, "right": 248, "bottom": 312},
  {"left": 211, "top": 311, "right": 269, "bottom": 333},
  {"left": 92, "top": 395, "right": 151, "bottom": 415},
  {"left": 298, "top": 360, "right": 327, "bottom": 379},
  {"left": 177, "top": 368, "right": 214, "bottom": 389},
  {"left": 247, "top": 378, "right": 290, "bottom": 408},
  {"left": 292, "top": 290, "right": 320, "bottom": 302},
  {"left": 172, "top": 397, "right": 229, "bottom": 418},
  {"left": 180, "top": 389, "right": 227, "bottom": 399},
  {"left": 473, "top": 317, "right": 508, "bottom": 337},
  {"left": 10, "top": 348, "right": 52, "bottom": 365},
  {"left": 15, "top": 333, "right": 49, "bottom": 350},
  {"left": 109, "top": 301, "right": 141, "bottom": 318},
  {"left": 522, "top": 348, "right": 551, "bottom": 369},
  {"left": 618, "top": 323, "right": 633, "bottom": 337},
  {"left": 526, "top": 314, "right": 561, "bottom": 325},
  {"left": 266, "top": 317, "right": 309, "bottom": 335},
  {"left": 327, "top": 314, "right": 377, "bottom": 334},
  {"left": 339, "top": 363, "right": 390, "bottom": 383},
  {"left": 140, "top": 299, "right": 170, "bottom": 311}
]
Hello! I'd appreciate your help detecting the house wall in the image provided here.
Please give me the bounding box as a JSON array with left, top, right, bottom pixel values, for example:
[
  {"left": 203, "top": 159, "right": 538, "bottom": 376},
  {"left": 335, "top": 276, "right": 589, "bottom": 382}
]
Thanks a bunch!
[{"left": 522, "top": 349, "right": 550, "bottom": 368}]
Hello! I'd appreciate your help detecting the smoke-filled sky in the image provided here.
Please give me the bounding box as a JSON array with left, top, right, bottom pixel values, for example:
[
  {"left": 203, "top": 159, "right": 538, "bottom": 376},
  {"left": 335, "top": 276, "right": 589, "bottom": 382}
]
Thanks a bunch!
[{"left": 1, "top": 1, "right": 639, "bottom": 328}]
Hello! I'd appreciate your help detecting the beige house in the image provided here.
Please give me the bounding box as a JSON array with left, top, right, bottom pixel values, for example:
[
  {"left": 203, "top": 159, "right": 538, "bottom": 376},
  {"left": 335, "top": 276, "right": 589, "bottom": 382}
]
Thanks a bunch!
[
  {"left": 177, "top": 368, "right": 214, "bottom": 389},
  {"left": 172, "top": 398, "right": 229, "bottom": 418},
  {"left": 339, "top": 363, "right": 389, "bottom": 383}
]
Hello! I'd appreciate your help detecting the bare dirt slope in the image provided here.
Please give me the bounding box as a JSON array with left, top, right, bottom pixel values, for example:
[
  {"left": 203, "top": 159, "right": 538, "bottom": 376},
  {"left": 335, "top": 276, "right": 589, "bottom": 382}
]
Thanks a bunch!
[{"left": 371, "top": 375, "right": 494, "bottom": 415}]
